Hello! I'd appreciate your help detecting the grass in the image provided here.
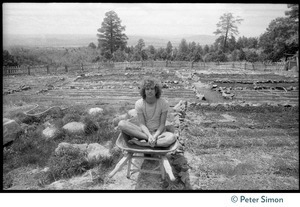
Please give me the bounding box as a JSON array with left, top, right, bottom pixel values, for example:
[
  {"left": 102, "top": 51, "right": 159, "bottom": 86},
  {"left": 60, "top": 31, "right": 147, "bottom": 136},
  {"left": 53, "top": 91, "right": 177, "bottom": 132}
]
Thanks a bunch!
[
  {"left": 3, "top": 101, "right": 124, "bottom": 189},
  {"left": 3, "top": 129, "right": 57, "bottom": 175},
  {"left": 3, "top": 70, "right": 298, "bottom": 190}
]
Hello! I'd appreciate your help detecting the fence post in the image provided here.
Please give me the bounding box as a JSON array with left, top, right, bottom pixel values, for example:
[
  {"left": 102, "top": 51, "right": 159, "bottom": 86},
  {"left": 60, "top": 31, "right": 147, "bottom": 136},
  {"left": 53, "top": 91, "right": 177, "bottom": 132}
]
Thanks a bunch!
[
  {"left": 47, "top": 65, "right": 50, "bottom": 74},
  {"left": 244, "top": 62, "right": 247, "bottom": 70},
  {"left": 27, "top": 66, "right": 31, "bottom": 75},
  {"left": 65, "top": 65, "right": 68, "bottom": 73},
  {"left": 81, "top": 63, "right": 84, "bottom": 71}
]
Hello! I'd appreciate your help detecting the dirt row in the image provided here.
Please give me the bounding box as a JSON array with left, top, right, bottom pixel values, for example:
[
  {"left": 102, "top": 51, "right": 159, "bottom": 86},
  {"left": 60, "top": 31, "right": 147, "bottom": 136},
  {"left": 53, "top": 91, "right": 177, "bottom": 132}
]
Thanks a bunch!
[
  {"left": 3, "top": 67, "right": 299, "bottom": 108},
  {"left": 3, "top": 65, "right": 299, "bottom": 190}
]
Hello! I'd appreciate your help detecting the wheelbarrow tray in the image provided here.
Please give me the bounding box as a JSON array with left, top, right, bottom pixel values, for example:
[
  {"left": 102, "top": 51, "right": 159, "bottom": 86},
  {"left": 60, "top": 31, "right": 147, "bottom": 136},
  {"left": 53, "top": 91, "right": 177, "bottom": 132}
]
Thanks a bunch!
[{"left": 116, "top": 133, "right": 179, "bottom": 155}]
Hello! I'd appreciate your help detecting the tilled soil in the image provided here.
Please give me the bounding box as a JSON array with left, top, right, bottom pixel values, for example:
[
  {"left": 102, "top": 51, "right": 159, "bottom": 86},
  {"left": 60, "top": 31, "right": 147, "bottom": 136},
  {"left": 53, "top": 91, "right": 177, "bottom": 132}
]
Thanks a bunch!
[{"left": 2, "top": 66, "right": 299, "bottom": 190}]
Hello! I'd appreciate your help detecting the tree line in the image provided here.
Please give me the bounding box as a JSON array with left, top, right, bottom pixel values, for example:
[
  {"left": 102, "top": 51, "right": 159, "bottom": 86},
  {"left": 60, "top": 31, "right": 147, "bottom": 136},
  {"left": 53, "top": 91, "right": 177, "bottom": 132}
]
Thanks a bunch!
[
  {"left": 3, "top": 4, "right": 298, "bottom": 67},
  {"left": 95, "top": 5, "right": 298, "bottom": 63}
]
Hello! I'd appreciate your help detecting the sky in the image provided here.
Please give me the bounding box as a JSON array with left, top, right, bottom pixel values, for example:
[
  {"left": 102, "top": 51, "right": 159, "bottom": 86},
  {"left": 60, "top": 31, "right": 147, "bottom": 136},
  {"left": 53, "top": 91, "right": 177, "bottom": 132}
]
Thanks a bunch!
[{"left": 2, "top": 3, "right": 289, "bottom": 38}]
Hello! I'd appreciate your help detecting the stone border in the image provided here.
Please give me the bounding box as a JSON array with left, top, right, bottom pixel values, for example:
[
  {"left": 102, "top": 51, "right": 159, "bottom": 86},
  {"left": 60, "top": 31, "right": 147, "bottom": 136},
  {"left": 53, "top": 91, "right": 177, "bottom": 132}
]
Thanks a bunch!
[
  {"left": 213, "top": 79, "right": 298, "bottom": 84},
  {"left": 187, "top": 101, "right": 299, "bottom": 113}
]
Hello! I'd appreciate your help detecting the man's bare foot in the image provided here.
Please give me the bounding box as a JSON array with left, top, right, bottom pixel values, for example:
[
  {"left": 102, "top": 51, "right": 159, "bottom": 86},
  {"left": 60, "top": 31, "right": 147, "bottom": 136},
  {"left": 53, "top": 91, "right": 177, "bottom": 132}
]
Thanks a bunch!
[{"left": 128, "top": 139, "right": 150, "bottom": 147}]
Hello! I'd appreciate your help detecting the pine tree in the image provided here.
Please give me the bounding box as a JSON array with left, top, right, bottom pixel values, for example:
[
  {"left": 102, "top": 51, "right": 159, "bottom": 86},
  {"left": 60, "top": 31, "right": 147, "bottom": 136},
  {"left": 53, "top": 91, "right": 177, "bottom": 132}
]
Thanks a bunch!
[
  {"left": 214, "top": 13, "right": 243, "bottom": 52},
  {"left": 166, "top": 41, "right": 173, "bottom": 60},
  {"left": 97, "top": 11, "right": 128, "bottom": 60}
]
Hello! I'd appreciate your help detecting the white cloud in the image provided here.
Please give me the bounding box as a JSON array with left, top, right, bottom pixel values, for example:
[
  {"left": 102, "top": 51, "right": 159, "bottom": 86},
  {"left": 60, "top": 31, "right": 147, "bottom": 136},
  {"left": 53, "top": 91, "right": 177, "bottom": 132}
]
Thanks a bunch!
[{"left": 3, "top": 3, "right": 288, "bottom": 37}]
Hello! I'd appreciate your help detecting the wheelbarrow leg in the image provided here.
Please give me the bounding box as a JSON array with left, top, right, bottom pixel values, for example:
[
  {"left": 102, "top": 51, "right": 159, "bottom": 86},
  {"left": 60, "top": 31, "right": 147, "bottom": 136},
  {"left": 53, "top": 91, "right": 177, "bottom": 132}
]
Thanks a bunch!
[
  {"left": 126, "top": 153, "right": 133, "bottom": 179},
  {"left": 162, "top": 156, "right": 175, "bottom": 181},
  {"left": 159, "top": 157, "right": 165, "bottom": 180},
  {"left": 108, "top": 153, "right": 131, "bottom": 178}
]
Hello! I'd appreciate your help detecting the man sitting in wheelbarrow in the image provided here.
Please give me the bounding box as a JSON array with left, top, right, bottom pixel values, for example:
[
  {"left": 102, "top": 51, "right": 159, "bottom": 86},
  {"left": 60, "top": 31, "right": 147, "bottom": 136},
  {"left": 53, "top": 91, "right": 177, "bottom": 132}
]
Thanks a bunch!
[{"left": 118, "top": 77, "right": 176, "bottom": 148}]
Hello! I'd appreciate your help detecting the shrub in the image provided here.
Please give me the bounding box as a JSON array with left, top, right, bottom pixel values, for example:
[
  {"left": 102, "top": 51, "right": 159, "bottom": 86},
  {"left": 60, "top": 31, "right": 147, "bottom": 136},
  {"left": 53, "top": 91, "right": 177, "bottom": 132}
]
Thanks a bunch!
[
  {"left": 63, "top": 105, "right": 87, "bottom": 116},
  {"left": 95, "top": 118, "right": 119, "bottom": 144},
  {"left": 3, "top": 173, "right": 14, "bottom": 189},
  {"left": 3, "top": 128, "right": 57, "bottom": 174},
  {"left": 13, "top": 112, "right": 40, "bottom": 124},
  {"left": 62, "top": 113, "right": 81, "bottom": 125},
  {"left": 81, "top": 115, "right": 99, "bottom": 135},
  {"left": 52, "top": 118, "right": 64, "bottom": 128},
  {"left": 46, "top": 146, "right": 89, "bottom": 182}
]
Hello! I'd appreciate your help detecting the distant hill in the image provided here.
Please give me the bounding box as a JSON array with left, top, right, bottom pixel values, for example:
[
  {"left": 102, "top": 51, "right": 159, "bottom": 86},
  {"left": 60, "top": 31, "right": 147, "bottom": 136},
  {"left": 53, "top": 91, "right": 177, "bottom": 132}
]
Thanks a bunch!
[
  {"left": 127, "top": 34, "right": 216, "bottom": 48},
  {"left": 3, "top": 34, "right": 216, "bottom": 49},
  {"left": 3, "top": 34, "right": 97, "bottom": 49}
]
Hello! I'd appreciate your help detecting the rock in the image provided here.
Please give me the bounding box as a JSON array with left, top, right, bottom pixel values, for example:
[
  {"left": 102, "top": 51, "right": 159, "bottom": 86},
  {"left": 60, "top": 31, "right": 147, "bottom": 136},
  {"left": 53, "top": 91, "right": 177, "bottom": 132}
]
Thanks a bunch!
[
  {"left": 88, "top": 107, "right": 104, "bottom": 116},
  {"left": 55, "top": 142, "right": 111, "bottom": 164},
  {"left": 173, "top": 100, "right": 186, "bottom": 112},
  {"left": 3, "top": 118, "right": 22, "bottom": 145},
  {"left": 104, "top": 141, "right": 113, "bottom": 149},
  {"left": 200, "top": 103, "right": 210, "bottom": 107},
  {"left": 42, "top": 167, "right": 50, "bottom": 172},
  {"left": 86, "top": 143, "right": 111, "bottom": 162},
  {"left": 222, "top": 92, "right": 235, "bottom": 99},
  {"left": 211, "top": 84, "right": 218, "bottom": 89},
  {"left": 42, "top": 126, "right": 60, "bottom": 140},
  {"left": 162, "top": 83, "right": 169, "bottom": 88},
  {"left": 112, "top": 113, "right": 130, "bottom": 127},
  {"left": 63, "top": 122, "right": 85, "bottom": 134},
  {"left": 127, "top": 109, "right": 137, "bottom": 118},
  {"left": 166, "top": 120, "right": 175, "bottom": 133},
  {"left": 283, "top": 103, "right": 292, "bottom": 107},
  {"left": 174, "top": 116, "right": 181, "bottom": 127},
  {"left": 46, "top": 170, "right": 93, "bottom": 190},
  {"left": 46, "top": 180, "right": 68, "bottom": 190},
  {"left": 42, "top": 126, "right": 56, "bottom": 137},
  {"left": 55, "top": 142, "right": 88, "bottom": 155},
  {"left": 196, "top": 93, "right": 206, "bottom": 100},
  {"left": 252, "top": 103, "right": 262, "bottom": 107},
  {"left": 21, "top": 85, "right": 31, "bottom": 90},
  {"left": 210, "top": 103, "right": 219, "bottom": 107}
]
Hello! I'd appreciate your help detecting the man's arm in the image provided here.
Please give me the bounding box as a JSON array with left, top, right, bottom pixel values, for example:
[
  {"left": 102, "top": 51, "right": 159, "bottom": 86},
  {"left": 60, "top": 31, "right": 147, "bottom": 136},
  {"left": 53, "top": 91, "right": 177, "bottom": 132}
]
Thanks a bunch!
[
  {"left": 153, "top": 111, "right": 167, "bottom": 139},
  {"left": 137, "top": 112, "right": 152, "bottom": 139}
]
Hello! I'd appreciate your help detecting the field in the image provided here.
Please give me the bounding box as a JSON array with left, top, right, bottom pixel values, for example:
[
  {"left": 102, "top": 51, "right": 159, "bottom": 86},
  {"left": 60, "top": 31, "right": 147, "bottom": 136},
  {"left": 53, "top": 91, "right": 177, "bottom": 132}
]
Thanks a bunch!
[{"left": 2, "top": 63, "right": 299, "bottom": 190}]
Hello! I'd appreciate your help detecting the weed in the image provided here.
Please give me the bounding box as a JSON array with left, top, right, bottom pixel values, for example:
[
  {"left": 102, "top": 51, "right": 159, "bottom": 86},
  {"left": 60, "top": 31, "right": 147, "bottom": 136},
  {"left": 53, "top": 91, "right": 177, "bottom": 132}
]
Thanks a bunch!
[
  {"left": 46, "top": 147, "right": 89, "bottom": 182},
  {"left": 3, "top": 173, "right": 14, "bottom": 189},
  {"left": 81, "top": 115, "right": 99, "bottom": 135},
  {"left": 3, "top": 128, "right": 57, "bottom": 174},
  {"left": 63, "top": 105, "right": 87, "bottom": 117},
  {"left": 62, "top": 113, "right": 81, "bottom": 125},
  {"left": 13, "top": 112, "right": 41, "bottom": 124}
]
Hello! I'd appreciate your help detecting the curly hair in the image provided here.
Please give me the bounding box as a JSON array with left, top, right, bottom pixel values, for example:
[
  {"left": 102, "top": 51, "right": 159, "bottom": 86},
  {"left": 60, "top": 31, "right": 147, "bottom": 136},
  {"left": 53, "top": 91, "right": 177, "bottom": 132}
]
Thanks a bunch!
[{"left": 139, "top": 78, "right": 162, "bottom": 99}]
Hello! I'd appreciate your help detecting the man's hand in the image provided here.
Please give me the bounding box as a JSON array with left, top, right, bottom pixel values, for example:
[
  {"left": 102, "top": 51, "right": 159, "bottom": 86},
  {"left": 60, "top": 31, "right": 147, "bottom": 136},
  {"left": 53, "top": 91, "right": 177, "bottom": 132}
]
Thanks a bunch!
[{"left": 148, "top": 135, "right": 156, "bottom": 147}]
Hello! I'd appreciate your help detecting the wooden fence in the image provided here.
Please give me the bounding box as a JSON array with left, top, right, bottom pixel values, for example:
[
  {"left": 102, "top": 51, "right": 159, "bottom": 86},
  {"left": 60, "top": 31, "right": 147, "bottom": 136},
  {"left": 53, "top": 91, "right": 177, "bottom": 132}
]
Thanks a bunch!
[{"left": 2, "top": 60, "right": 290, "bottom": 76}]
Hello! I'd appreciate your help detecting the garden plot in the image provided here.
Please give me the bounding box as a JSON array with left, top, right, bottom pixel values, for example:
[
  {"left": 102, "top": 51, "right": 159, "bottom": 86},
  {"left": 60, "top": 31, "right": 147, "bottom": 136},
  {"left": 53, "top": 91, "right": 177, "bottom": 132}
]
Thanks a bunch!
[
  {"left": 2, "top": 65, "right": 299, "bottom": 190},
  {"left": 182, "top": 105, "right": 299, "bottom": 190},
  {"left": 191, "top": 71, "right": 299, "bottom": 105},
  {"left": 40, "top": 67, "right": 198, "bottom": 107}
]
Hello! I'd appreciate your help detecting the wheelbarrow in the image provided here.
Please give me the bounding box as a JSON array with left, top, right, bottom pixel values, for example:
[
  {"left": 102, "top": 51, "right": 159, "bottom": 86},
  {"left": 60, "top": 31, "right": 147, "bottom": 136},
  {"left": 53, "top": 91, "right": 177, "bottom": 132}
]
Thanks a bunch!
[{"left": 108, "top": 133, "right": 179, "bottom": 181}]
